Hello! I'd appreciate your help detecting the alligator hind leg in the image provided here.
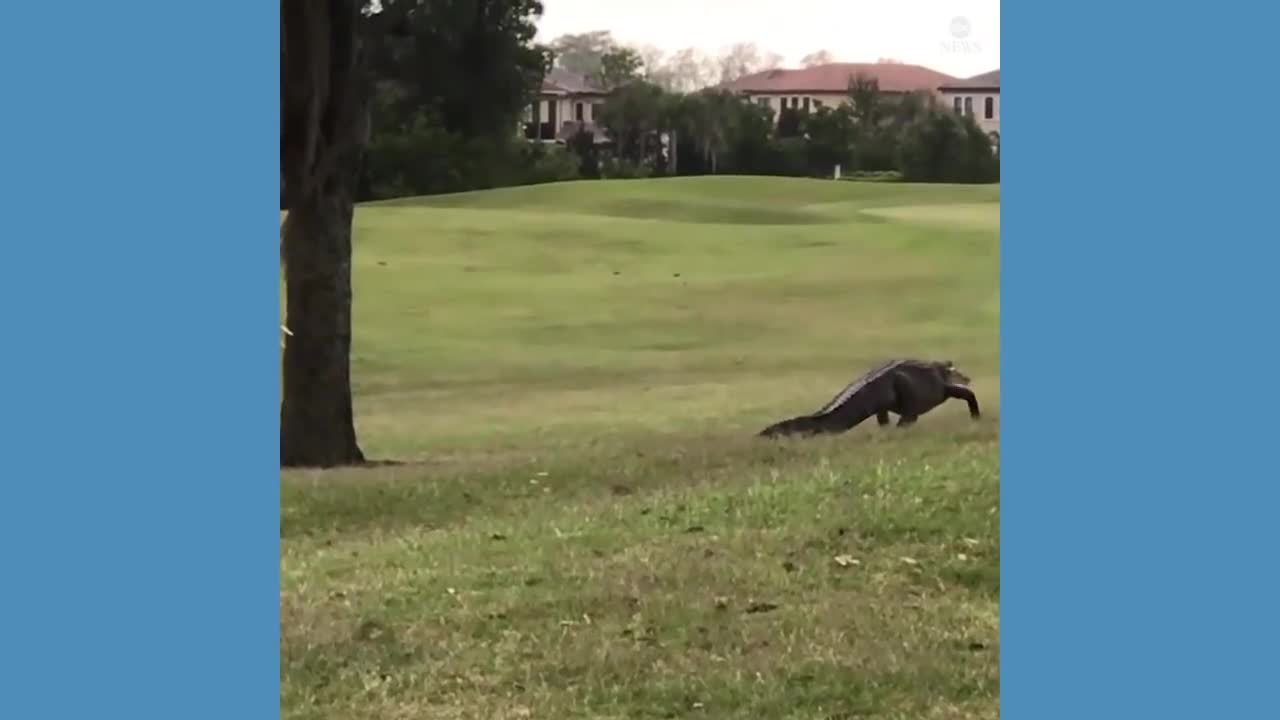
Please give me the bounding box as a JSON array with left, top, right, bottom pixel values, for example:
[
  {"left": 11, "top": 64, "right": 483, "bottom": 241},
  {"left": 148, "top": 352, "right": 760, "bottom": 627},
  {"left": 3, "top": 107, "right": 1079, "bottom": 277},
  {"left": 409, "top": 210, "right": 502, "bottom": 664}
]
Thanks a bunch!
[
  {"left": 876, "top": 410, "right": 891, "bottom": 427},
  {"left": 889, "top": 375, "right": 919, "bottom": 428},
  {"left": 945, "top": 384, "right": 981, "bottom": 419}
]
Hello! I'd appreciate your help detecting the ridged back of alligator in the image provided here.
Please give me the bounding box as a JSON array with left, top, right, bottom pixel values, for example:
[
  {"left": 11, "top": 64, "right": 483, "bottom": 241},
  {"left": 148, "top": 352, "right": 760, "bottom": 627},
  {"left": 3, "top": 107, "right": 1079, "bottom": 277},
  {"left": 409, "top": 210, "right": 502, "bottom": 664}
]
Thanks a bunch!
[{"left": 815, "top": 359, "right": 908, "bottom": 415}]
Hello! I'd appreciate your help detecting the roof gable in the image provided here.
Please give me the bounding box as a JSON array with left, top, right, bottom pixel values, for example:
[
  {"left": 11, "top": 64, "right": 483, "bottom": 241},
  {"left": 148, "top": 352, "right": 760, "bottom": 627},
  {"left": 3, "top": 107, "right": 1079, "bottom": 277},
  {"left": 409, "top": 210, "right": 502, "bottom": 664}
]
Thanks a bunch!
[{"left": 939, "top": 69, "right": 1000, "bottom": 90}]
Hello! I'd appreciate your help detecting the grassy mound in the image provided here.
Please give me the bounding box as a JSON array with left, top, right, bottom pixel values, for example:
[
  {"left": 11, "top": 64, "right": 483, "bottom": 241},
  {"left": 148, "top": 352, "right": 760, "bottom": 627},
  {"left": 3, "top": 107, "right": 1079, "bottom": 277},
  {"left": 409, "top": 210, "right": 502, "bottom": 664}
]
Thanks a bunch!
[{"left": 283, "top": 176, "right": 1001, "bottom": 719}]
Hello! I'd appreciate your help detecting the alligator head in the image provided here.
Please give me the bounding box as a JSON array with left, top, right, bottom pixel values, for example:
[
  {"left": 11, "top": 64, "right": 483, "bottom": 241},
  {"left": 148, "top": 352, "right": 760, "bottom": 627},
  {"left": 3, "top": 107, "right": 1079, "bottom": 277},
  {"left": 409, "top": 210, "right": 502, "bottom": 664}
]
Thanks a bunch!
[{"left": 939, "top": 360, "right": 972, "bottom": 386}]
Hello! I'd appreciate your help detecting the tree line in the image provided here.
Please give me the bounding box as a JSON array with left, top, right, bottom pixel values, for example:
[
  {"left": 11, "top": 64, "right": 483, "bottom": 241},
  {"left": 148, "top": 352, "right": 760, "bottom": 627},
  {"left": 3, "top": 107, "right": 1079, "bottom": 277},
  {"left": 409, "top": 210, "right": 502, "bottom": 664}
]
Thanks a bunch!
[
  {"left": 353, "top": 4, "right": 998, "bottom": 204},
  {"left": 583, "top": 75, "right": 998, "bottom": 184}
]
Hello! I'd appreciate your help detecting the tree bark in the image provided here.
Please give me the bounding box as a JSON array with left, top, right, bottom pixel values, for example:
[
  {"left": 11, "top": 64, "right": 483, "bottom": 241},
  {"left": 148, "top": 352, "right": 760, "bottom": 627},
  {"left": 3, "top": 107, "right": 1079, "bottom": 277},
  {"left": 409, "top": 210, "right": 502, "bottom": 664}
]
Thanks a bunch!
[
  {"left": 280, "top": 191, "right": 364, "bottom": 468},
  {"left": 280, "top": 0, "right": 368, "bottom": 468}
]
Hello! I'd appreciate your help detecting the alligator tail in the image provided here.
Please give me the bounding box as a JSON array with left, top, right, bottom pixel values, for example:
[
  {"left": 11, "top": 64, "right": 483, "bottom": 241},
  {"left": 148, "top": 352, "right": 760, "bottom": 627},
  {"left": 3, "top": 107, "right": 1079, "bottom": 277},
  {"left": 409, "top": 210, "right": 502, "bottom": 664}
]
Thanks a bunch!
[{"left": 758, "top": 414, "right": 826, "bottom": 438}]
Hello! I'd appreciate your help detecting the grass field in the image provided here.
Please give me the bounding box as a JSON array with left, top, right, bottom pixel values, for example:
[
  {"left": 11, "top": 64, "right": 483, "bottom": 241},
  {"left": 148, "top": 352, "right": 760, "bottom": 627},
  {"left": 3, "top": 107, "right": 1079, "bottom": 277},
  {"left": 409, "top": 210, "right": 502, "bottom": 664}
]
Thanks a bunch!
[{"left": 281, "top": 176, "right": 1001, "bottom": 719}]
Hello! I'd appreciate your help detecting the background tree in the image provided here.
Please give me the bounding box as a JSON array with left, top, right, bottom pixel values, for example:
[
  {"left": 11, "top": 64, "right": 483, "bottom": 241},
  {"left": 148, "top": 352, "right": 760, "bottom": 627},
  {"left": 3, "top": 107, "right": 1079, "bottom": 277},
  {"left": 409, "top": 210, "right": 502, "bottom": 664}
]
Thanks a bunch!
[
  {"left": 775, "top": 106, "right": 806, "bottom": 138},
  {"left": 664, "top": 90, "right": 774, "bottom": 176},
  {"left": 280, "top": 0, "right": 369, "bottom": 467},
  {"left": 804, "top": 104, "right": 857, "bottom": 174},
  {"left": 567, "top": 127, "right": 602, "bottom": 177},
  {"left": 724, "top": 100, "right": 776, "bottom": 173},
  {"left": 663, "top": 47, "right": 719, "bottom": 92},
  {"left": 596, "top": 46, "right": 644, "bottom": 90},
  {"left": 958, "top": 119, "right": 1000, "bottom": 182},
  {"left": 889, "top": 90, "right": 934, "bottom": 128},
  {"left": 668, "top": 92, "right": 718, "bottom": 173},
  {"left": 845, "top": 72, "right": 901, "bottom": 171},
  {"left": 357, "top": 0, "right": 569, "bottom": 201},
  {"left": 846, "top": 72, "right": 885, "bottom": 129},
  {"left": 800, "top": 49, "right": 835, "bottom": 67},
  {"left": 716, "top": 42, "right": 783, "bottom": 83},
  {"left": 898, "top": 107, "right": 998, "bottom": 183},
  {"left": 548, "top": 30, "right": 615, "bottom": 77},
  {"left": 694, "top": 90, "right": 746, "bottom": 173},
  {"left": 635, "top": 44, "right": 676, "bottom": 90},
  {"left": 597, "top": 80, "right": 667, "bottom": 166},
  {"left": 362, "top": 0, "right": 550, "bottom": 139}
]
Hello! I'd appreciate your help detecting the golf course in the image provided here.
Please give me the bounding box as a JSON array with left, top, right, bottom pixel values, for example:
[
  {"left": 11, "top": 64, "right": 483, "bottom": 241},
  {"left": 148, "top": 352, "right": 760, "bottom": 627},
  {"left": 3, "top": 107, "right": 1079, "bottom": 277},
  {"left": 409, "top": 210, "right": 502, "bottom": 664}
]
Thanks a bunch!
[{"left": 281, "top": 176, "right": 1001, "bottom": 719}]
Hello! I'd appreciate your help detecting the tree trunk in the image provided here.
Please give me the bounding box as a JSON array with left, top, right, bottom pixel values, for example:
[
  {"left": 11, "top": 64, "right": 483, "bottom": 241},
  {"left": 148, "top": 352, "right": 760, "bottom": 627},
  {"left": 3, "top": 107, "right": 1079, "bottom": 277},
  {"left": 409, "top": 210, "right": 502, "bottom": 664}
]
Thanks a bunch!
[
  {"left": 280, "top": 189, "right": 364, "bottom": 468},
  {"left": 280, "top": 0, "right": 368, "bottom": 468},
  {"left": 670, "top": 130, "right": 678, "bottom": 174}
]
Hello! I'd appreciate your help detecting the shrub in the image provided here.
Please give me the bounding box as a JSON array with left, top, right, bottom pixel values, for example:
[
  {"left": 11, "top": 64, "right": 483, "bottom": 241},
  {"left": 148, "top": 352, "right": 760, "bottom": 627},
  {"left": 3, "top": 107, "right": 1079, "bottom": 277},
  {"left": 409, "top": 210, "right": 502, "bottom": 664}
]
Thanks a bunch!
[
  {"left": 775, "top": 108, "right": 807, "bottom": 139},
  {"left": 838, "top": 170, "right": 904, "bottom": 182},
  {"left": 518, "top": 142, "right": 583, "bottom": 186},
  {"left": 359, "top": 112, "right": 581, "bottom": 200},
  {"left": 758, "top": 137, "right": 811, "bottom": 177},
  {"left": 898, "top": 108, "right": 998, "bottom": 183},
  {"left": 599, "top": 154, "right": 653, "bottom": 179},
  {"left": 567, "top": 129, "right": 603, "bottom": 179}
]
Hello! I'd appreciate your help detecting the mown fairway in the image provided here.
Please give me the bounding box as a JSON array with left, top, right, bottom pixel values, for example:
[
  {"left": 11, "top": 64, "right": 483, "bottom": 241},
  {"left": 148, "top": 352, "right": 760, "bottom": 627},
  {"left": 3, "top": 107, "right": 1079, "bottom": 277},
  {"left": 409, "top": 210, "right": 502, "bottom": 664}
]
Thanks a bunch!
[{"left": 281, "top": 176, "right": 1001, "bottom": 719}]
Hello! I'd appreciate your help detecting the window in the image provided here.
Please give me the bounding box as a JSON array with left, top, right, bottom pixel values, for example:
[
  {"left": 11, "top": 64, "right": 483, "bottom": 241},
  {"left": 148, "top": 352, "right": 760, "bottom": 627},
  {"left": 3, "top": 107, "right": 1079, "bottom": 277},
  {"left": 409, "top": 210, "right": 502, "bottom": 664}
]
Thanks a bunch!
[
  {"left": 953, "top": 97, "right": 963, "bottom": 113},
  {"left": 757, "top": 96, "right": 771, "bottom": 107},
  {"left": 591, "top": 102, "right": 602, "bottom": 119},
  {"left": 791, "top": 97, "right": 800, "bottom": 109},
  {"left": 964, "top": 97, "right": 973, "bottom": 115},
  {"left": 803, "top": 97, "right": 811, "bottom": 111},
  {"left": 575, "top": 102, "right": 584, "bottom": 121},
  {"left": 984, "top": 96, "right": 994, "bottom": 119},
  {"left": 814, "top": 99, "right": 824, "bottom": 108}
]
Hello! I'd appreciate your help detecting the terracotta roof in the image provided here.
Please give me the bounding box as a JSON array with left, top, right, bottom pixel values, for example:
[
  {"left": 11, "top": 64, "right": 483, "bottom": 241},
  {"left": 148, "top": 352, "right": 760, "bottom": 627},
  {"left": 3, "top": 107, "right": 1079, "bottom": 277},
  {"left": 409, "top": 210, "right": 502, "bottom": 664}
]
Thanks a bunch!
[
  {"left": 542, "top": 67, "right": 606, "bottom": 95},
  {"left": 939, "top": 69, "right": 1000, "bottom": 90},
  {"left": 719, "top": 62, "right": 960, "bottom": 94}
]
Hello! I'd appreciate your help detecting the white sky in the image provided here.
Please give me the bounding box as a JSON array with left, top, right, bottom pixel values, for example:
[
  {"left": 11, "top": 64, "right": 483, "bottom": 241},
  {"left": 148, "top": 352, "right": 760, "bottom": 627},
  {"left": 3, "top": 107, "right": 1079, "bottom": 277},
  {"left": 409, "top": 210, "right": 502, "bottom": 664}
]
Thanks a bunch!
[{"left": 534, "top": 0, "right": 1000, "bottom": 78}]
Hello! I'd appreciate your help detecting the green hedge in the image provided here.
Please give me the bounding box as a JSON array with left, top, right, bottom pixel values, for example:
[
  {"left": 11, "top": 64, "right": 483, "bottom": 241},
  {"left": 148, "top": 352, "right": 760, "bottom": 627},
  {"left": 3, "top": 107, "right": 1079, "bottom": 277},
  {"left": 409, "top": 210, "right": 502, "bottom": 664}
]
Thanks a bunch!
[{"left": 838, "top": 170, "right": 904, "bottom": 182}]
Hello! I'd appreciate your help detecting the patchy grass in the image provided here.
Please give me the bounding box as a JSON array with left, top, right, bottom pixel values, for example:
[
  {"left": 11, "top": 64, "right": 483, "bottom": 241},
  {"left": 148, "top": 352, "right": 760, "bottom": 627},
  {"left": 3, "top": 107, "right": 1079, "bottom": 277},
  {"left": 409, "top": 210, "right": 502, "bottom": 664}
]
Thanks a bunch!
[
  {"left": 282, "top": 177, "right": 1000, "bottom": 719},
  {"left": 858, "top": 203, "right": 1000, "bottom": 232}
]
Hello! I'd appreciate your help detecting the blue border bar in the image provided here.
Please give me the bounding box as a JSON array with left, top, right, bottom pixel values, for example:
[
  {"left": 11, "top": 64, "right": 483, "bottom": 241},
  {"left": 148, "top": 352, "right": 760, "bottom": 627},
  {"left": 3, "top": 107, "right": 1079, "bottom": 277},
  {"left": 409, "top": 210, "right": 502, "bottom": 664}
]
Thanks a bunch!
[
  {"left": 1004, "top": 1, "right": 1280, "bottom": 717},
  {"left": 4, "top": 0, "right": 1280, "bottom": 718},
  {"left": 0, "top": 2, "right": 279, "bottom": 717}
]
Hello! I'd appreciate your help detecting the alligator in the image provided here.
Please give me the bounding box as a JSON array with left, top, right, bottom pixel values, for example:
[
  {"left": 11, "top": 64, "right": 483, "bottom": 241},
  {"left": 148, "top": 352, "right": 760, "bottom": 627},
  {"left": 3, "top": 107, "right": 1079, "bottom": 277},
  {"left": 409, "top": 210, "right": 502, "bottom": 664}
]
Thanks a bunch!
[{"left": 758, "top": 359, "right": 981, "bottom": 438}]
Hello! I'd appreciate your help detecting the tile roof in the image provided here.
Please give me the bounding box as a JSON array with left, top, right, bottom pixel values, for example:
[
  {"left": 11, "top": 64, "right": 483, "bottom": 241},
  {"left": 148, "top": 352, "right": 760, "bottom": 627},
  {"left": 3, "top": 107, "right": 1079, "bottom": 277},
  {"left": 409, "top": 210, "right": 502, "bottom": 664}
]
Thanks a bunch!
[
  {"left": 719, "top": 62, "right": 960, "bottom": 94},
  {"left": 939, "top": 69, "right": 1000, "bottom": 90},
  {"left": 542, "top": 67, "right": 607, "bottom": 95}
]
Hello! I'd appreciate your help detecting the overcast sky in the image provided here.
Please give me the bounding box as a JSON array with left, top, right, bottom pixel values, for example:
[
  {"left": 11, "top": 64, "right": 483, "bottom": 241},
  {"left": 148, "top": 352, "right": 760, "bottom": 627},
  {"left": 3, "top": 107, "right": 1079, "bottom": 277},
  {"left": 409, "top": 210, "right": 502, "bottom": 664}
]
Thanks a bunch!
[{"left": 533, "top": 0, "right": 1000, "bottom": 78}]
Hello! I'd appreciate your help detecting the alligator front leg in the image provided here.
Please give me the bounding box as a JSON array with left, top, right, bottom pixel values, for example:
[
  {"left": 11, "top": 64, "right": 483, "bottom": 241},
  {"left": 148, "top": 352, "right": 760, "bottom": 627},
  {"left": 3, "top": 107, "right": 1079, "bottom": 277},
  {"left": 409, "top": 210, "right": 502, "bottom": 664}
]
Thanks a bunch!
[
  {"left": 945, "top": 385, "right": 981, "bottom": 419},
  {"left": 876, "top": 410, "right": 891, "bottom": 427}
]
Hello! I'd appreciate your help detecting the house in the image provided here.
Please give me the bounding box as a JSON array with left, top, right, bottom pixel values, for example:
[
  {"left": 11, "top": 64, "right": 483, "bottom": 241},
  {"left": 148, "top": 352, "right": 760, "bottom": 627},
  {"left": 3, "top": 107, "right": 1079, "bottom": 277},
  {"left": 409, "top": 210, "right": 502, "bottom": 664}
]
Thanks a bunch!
[
  {"left": 521, "top": 67, "right": 610, "bottom": 144},
  {"left": 717, "top": 62, "right": 961, "bottom": 122},
  {"left": 938, "top": 69, "right": 999, "bottom": 142}
]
